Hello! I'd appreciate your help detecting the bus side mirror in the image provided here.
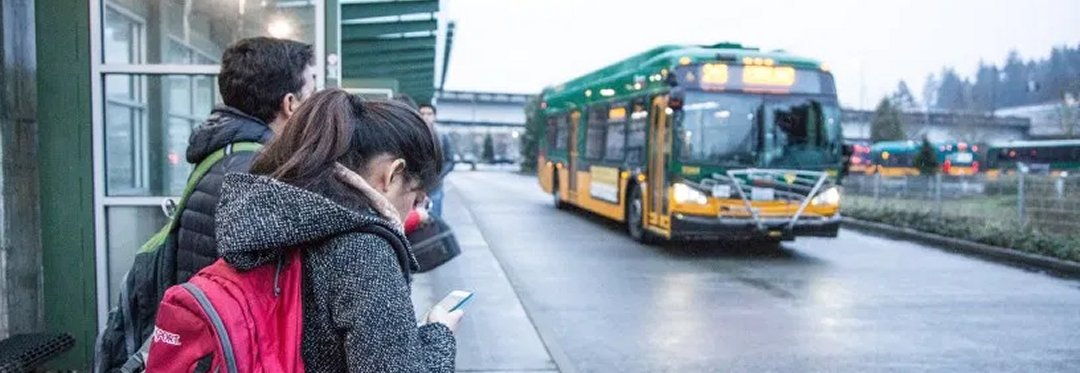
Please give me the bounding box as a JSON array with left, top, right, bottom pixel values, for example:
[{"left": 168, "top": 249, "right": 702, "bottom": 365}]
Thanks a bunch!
[
  {"left": 668, "top": 88, "right": 685, "bottom": 110},
  {"left": 842, "top": 144, "right": 854, "bottom": 156},
  {"left": 668, "top": 97, "right": 683, "bottom": 110}
]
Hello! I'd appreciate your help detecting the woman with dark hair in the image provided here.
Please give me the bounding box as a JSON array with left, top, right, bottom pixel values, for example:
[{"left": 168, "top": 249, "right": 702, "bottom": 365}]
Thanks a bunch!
[{"left": 214, "top": 88, "right": 462, "bottom": 372}]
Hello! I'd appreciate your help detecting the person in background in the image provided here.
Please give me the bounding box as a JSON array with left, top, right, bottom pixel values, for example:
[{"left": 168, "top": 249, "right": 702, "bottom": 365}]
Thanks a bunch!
[
  {"left": 218, "top": 89, "right": 462, "bottom": 371},
  {"left": 418, "top": 103, "right": 455, "bottom": 218},
  {"left": 177, "top": 37, "right": 316, "bottom": 283},
  {"left": 392, "top": 93, "right": 432, "bottom": 233}
]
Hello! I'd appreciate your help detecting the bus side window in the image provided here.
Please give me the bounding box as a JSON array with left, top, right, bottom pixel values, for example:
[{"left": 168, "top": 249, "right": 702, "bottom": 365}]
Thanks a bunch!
[
  {"left": 604, "top": 103, "right": 628, "bottom": 163},
  {"left": 547, "top": 116, "right": 558, "bottom": 152},
  {"left": 585, "top": 104, "right": 608, "bottom": 160},
  {"left": 626, "top": 100, "right": 648, "bottom": 166},
  {"left": 555, "top": 115, "right": 569, "bottom": 151}
]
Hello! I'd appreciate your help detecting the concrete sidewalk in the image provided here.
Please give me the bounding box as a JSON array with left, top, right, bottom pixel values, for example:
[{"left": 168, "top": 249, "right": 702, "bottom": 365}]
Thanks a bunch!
[{"left": 410, "top": 177, "right": 557, "bottom": 372}]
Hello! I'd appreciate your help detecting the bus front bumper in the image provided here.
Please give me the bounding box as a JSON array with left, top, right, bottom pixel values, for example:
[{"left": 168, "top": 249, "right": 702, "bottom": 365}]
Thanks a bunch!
[{"left": 670, "top": 213, "right": 841, "bottom": 241}]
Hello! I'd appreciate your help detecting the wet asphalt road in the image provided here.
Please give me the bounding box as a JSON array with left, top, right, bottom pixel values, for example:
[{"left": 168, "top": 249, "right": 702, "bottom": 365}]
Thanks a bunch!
[{"left": 447, "top": 171, "right": 1080, "bottom": 372}]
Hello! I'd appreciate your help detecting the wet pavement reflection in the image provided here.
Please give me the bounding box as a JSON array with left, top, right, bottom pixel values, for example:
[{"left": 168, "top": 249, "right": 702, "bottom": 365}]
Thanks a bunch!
[{"left": 446, "top": 171, "right": 1080, "bottom": 372}]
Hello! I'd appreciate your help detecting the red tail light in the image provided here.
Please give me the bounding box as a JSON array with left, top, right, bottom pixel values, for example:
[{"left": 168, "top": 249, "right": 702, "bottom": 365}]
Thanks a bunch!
[
  {"left": 943, "top": 159, "right": 952, "bottom": 174},
  {"left": 972, "top": 161, "right": 980, "bottom": 173}
]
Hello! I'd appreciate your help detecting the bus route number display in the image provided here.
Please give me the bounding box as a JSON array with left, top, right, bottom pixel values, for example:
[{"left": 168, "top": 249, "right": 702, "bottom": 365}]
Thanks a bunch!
[{"left": 680, "top": 63, "right": 832, "bottom": 95}]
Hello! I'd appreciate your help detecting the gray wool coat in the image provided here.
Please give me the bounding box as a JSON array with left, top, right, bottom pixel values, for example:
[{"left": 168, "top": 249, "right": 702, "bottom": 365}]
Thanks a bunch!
[{"left": 215, "top": 173, "right": 456, "bottom": 372}]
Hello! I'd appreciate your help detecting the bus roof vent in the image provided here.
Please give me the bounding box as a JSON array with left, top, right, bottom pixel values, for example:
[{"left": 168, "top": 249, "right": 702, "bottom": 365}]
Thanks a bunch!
[{"left": 709, "top": 42, "right": 757, "bottom": 51}]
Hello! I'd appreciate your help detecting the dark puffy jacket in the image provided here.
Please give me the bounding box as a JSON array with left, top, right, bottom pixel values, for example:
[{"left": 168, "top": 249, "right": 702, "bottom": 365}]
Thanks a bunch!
[
  {"left": 176, "top": 105, "right": 272, "bottom": 283},
  {"left": 439, "top": 132, "right": 455, "bottom": 179},
  {"left": 216, "top": 173, "right": 457, "bottom": 372}
]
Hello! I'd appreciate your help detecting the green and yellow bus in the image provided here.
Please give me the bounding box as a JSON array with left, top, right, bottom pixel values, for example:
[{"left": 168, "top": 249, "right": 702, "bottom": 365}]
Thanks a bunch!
[
  {"left": 869, "top": 140, "right": 980, "bottom": 176},
  {"left": 985, "top": 139, "right": 1080, "bottom": 176},
  {"left": 534, "top": 44, "right": 844, "bottom": 243},
  {"left": 868, "top": 141, "right": 919, "bottom": 177}
]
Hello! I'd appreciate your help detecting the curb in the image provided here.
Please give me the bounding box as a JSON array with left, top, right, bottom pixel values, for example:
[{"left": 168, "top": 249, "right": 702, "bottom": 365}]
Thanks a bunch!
[
  {"left": 450, "top": 180, "right": 578, "bottom": 373},
  {"left": 842, "top": 217, "right": 1080, "bottom": 278}
]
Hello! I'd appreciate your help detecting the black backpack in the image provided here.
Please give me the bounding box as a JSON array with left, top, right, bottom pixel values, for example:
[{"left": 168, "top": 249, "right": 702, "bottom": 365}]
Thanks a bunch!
[{"left": 93, "top": 142, "right": 261, "bottom": 373}]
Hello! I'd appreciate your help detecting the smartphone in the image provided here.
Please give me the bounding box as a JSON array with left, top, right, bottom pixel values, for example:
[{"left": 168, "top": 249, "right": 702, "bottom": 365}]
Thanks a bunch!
[{"left": 434, "top": 290, "right": 474, "bottom": 312}]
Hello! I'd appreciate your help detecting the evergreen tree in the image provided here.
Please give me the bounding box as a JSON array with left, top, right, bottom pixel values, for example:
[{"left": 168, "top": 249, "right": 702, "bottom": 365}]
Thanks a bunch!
[
  {"left": 971, "top": 62, "right": 1001, "bottom": 111},
  {"left": 907, "top": 44, "right": 1080, "bottom": 116},
  {"left": 482, "top": 133, "right": 495, "bottom": 163},
  {"left": 1000, "top": 50, "right": 1030, "bottom": 107},
  {"left": 922, "top": 73, "right": 938, "bottom": 109},
  {"left": 520, "top": 97, "right": 544, "bottom": 172},
  {"left": 870, "top": 98, "right": 906, "bottom": 142},
  {"left": 892, "top": 80, "right": 918, "bottom": 111},
  {"left": 913, "top": 137, "right": 939, "bottom": 175},
  {"left": 936, "top": 68, "right": 970, "bottom": 110}
]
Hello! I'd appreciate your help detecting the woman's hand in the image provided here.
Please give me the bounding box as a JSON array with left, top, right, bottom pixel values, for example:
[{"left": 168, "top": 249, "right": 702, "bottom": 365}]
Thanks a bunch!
[{"left": 426, "top": 305, "right": 465, "bottom": 333}]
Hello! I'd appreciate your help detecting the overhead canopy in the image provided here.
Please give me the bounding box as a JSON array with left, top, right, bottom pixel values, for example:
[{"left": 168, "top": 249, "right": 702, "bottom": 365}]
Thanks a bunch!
[{"left": 341, "top": 0, "right": 440, "bottom": 105}]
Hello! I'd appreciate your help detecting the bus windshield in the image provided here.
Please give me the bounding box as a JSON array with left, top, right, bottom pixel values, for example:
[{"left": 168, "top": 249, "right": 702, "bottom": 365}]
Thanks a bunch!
[
  {"left": 761, "top": 97, "right": 843, "bottom": 167},
  {"left": 677, "top": 92, "right": 842, "bottom": 168},
  {"left": 678, "top": 93, "right": 759, "bottom": 165}
]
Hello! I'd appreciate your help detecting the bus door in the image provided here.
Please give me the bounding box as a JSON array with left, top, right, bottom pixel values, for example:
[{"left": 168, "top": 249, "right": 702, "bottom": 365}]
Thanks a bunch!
[
  {"left": 647, "top": 96, "right": 671, "bottom": 230},
  {"left": 568, "top": 111, "right": 581, "bottom": 200}
]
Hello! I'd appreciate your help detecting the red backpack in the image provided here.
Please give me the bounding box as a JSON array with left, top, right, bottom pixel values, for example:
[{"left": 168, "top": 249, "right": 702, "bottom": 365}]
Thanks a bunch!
[{"left": 146, "top": 250, "right": 305, "bottom": 373}]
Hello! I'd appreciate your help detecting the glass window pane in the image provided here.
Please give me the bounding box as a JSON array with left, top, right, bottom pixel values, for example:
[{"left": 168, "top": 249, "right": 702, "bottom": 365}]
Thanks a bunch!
[
  {"left": 105, "top": 75, "right": 134, "bottom": 100},
  {"left": 605, "top": 122, "right": 626, "bottom": 161},
  {"left": 168, "top": 76, "right": 192, "bottom": 115},
  {"left": 165, "top": 39, "right": 193, "bottom": 64},
  {"left": 586, "top": 106, "right": 608, "bottom": 160},
  {"left": 166, "top": 118, "right": 195, "bottom": 195},
  {"left": 194, "top": 76, "right": 214, "bottom": 114},
  {"left": 106, "top": 206, "right": 170, "bottom": 301},
  {"left": 105, "top": 103, "right": 139, "bottom": 194},
  {"left": 103, "top": 0, "right": 316, "bottom": 65},
  {"left": 105, "top": 74, "right": 218, "bottom": 197},
  {"left": 104, "top": 6, "right": 139, "bottom": 64},
  {"left": 556, "top": 116, "right": 569, "bottom": 150}
]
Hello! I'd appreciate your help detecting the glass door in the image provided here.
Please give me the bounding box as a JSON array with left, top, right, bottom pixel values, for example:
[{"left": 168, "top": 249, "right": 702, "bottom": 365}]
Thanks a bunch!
[
  {"left": 648, "top": 96, "right": 671, "bottom": 229},
  {"left": 568, "top": 110, "right": 581, "bottom": 197}
]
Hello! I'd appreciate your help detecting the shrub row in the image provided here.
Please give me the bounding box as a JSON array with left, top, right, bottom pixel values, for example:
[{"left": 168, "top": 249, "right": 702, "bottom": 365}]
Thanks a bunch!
[{"left": 844, "top": 201, "right": 1080, "bottom": 263}]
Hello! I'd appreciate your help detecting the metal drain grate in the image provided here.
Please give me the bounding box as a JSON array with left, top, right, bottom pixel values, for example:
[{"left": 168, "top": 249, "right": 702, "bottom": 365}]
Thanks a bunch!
[{"left": 0, "top": 333, "right": 75, "bottom": 373}]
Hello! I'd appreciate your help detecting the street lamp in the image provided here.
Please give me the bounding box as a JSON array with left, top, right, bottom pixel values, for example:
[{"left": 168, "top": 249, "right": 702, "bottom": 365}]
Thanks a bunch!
[{"left": 267, "top": 17, "right": 295, "bottom": 39}]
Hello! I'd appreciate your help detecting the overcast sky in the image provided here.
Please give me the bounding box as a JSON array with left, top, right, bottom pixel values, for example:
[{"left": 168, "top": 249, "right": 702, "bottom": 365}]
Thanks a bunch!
[{"left": 438, "top": 0, "right": 1080, "bottom": 110}]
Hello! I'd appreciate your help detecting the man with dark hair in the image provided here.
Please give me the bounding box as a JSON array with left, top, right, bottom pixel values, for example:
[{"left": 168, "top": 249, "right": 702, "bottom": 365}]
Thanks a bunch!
[
  {"left": 419, "top": 103, "right": 455, "bottom": 218},
  {"left": 177, "top": 37, "right": 316, "bottom": 282}
]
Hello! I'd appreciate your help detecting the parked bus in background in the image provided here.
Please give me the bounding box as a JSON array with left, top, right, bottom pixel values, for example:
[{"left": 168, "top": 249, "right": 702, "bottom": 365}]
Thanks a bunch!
[
  {"left": 870, "top": 140, "right": 920, "bottom": 176},
  {"left": 846, "top": 142, "right": 873, "bottom": 174},
  {"left": 985, "top": 139, "right": 1080, "bottom": 176},
  {"left": 869, "top": 140, "right": 980, "bottom": 176},
  {"left": 938, "top": 141, "right": 980, "bottom": 176},
  {"left": 533, "top": 44, "right": 843, "bottom": 244}
]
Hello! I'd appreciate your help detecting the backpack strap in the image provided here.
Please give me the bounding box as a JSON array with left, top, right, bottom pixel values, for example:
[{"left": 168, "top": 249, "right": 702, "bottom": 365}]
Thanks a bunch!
[
  {"left": 138, "top": 142, "right": 263, "bottom": 253},
  {"left": 118, "top": 337, "right": 151, "bottom": 373},
  {"left": 356, "top": 224, "right": 419, "bottom": 281}
]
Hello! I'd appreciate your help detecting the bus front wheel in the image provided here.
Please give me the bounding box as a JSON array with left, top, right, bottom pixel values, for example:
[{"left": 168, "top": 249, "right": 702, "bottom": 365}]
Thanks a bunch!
[
  {"left": 552, "top": 174, "right": 566, "bottom": 210},
  {"left": 627, "top": 187, "right": 652, "bottom": 243}
]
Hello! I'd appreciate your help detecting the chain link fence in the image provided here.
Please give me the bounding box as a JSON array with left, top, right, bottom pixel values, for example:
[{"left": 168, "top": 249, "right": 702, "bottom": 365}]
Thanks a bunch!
[{"left": 843, "top": 169, "right": 1080, "bottom": 237}]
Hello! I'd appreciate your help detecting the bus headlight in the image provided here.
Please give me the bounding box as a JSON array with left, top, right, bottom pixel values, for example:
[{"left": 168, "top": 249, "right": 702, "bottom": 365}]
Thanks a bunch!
[
  {"left": 811, "top": 187, "right": 841, "bottom": 206},
  {"left": 673, "top": 182, "right": 708, "bottom": 205}
]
